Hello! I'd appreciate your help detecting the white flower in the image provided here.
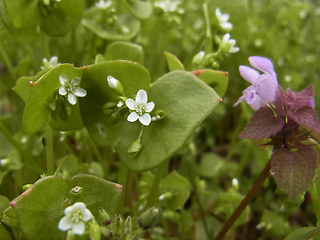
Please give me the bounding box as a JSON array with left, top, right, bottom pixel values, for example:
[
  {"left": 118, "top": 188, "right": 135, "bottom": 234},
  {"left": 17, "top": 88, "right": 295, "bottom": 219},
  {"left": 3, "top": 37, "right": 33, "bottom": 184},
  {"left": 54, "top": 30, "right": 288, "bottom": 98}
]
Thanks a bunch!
[
  {"left": 216, "top": 8, "right": 233, "bottom": 31},
  {"left": 59, "top": 74, "right": 87, "bottom": 105},
  {"left": 154, "top": 0, "right": 181, "bottom": 13},
  {"left": 222, "top": 33, "right": 240, "bottom": 53},
  {"left": 58, "top": 202, "right": 92, "bottom": 235},
  {"left": 41, "top": 56, "right": 60, "bottom": 70},
  {"left": 95, "top": 0, "right": 112, "bottom": 9},
  {"left": 107, "top": 76, "right": 118, "bottom": 88},
  {"left": 125, "top": 90, "right": 155, "bottom": 126}
]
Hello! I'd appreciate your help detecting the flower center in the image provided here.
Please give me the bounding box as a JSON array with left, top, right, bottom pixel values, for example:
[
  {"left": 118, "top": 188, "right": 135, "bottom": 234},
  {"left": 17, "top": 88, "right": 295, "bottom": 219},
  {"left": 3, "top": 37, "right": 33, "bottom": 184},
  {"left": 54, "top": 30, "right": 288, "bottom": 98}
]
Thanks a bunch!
[
  {"left": 135, "top": 104, "right": 146, "bottom": 116},
  {"left": 70, "top": 210, "right": 83, "bottom": 223}
]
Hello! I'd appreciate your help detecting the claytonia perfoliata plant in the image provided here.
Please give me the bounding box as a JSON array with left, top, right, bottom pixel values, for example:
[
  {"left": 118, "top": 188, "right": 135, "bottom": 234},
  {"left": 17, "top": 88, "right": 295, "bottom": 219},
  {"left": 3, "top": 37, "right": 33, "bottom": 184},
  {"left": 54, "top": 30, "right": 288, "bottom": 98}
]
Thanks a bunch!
[
  {"left": 126, "top": 89, "right": 155, "bottom": 126},
  {"left": 58, "top": 202, "right": 93, "bottom": 235},
  {"left": 220, "top": 33, "right": 240, "bottom": 54},
  {"left": 41, "top": 56, "right": 60, "bottom": 70},
  {"left": 216, "top": 8, "right": 233, "bottom": 31},
  {"left": 58, "top": 74, "right": 87, "bottom": 105},
  {"left": 234, "top": 56, "right": 278, "bottom": 110}
]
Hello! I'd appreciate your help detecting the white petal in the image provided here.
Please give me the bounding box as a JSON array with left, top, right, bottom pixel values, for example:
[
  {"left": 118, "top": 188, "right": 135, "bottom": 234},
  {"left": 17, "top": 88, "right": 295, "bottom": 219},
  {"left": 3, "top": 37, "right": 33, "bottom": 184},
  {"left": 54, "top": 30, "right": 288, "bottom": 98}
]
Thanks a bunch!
[
  {"left": 58, "top": 216, "right": 72, "bottom": 231},
  {"left": 139, "top": 114, "right": 151, "bottom": 126},
  {"left": 82, "top": 209, "right": 92, "bottom": 222},
  {"left": 222, "top": 33, "right": 230, "bottom": 42},
  {"left": 59, "top": 87, "right": 67, "bottom": 96},
  {"left": 73, "top": 87, "right": 87, "bottom": 97},
  {"left": 71, "top": 77, "right": 81, "bottom": 86},
  {"left": 126, "top": 99, "right": 137, "bottom": 110},
  {"left": 145, "top": 102, "right": 155, "bottom": 112},
  {"left": 127, "top": 112, "right": 139, "bottom": 122},
  {"left": 59, "top": 74, "right": 68, "bottom": 86},
  {"left": 229, "top": 46, "right": 240, "bottom": 53},
  {"left": 64, "top": 205, "right": 75, "bottom": 215},
  {"left": 72, "top": 222, "right": 85, "bottom": 235},
  {"left": 68, "top": 93, "right": 77, "bottom": 105},
  {"left": 50, "top": 56, "right": 58, "bottom": 65},
  {"left": 136, "top": 89, "right": 147, "bottom": 104},
  {"left": 72, "top": 202, "right": 86, "bottom": 209}
]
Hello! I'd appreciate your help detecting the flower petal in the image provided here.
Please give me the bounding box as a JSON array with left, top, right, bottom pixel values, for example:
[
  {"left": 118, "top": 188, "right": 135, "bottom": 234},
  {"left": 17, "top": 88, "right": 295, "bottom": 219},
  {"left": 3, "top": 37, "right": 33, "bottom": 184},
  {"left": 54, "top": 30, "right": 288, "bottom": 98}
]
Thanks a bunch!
[
  {"left": 127, "top": 112, "right": 139, "bottom": 122},
  {"left": 72, "top": 222, "right": 85, "bottom": 235},
  {"left": 139, "top": 113, "right": 151, "bottom": 126},
  {"left": 222, "top": 33, "right": 230, "bottom": 42},
  {"left": 68, "top": 93, "right": 77, "bottom": 105},
  {"left": 59, "top": 86, "right": 67, "bottom": 96},
  {"left": 249, "top": 56, "right": 275, "bottom": 75},
  {"left": 82, "top": 209, "right": 92, "bottom": 222},
  {"left": 58, "top": 216, "right": 72, "bottom": 231},
  {"left": 73, "top": 87, "right": 87, "bottom": 97},
  {"left": 136, "top": 89, "right": 148, "bottom": 104},
  {"left": 229, "top": 46, "right": 240, "bottom": 53},
  {"left": 59, "top": 74, "right": 68, "bottom": 86},
  {"left": 71, "top": 77, "right": 81, "bottom": 86},
  {"left": 72, "top": 202, "right": 86, "bottom": 209},
  {"left": 239, "top": 66, "right": 260, "bottom": 84},
  {"left": 126, "top": 99, "right": 137, "bottom": 110},
  {"left": 145, "top": 102, "right": 155, "bottom": 112},
  {"left": 256, "top": 74, "right": 278, "bottom": 103}
]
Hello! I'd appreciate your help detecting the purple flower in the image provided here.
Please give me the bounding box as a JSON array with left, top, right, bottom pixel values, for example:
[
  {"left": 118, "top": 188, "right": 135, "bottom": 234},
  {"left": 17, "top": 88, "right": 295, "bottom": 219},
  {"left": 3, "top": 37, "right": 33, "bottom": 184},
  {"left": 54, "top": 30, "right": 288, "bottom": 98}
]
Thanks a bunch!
[{"left": 234, "top": 56, "right": 278, "bottom": 110}]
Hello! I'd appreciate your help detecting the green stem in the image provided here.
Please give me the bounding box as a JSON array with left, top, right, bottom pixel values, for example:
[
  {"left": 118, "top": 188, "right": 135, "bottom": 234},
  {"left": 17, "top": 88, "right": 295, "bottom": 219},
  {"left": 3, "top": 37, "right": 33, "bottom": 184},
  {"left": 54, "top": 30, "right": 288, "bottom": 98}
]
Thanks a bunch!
[
  {"left": 146, "top": 159, "right": 168, "bottom": 208},
  {"left": 0, "top": 40, "right": 15, "bottom": 78},
  {"left": 45, "top": 125, "right": 54, "bottom": 175},
  {"left": 203, "top": 2, "right": 213, "bottom": 53},
  {"left": 117, "top": 162, "right": 129, "bottom": 213},
  {"left": 214, "top": 160, "right": 271, "bottom": 240}
]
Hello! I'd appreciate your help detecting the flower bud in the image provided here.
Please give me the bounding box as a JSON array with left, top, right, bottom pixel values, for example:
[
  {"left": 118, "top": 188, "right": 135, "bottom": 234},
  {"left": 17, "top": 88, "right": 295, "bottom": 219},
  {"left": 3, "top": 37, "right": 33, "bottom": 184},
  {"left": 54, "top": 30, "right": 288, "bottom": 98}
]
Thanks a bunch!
[
  {"left": 98, "top": 208, "right": 112, "bottom": 225},
  {"left": 89, "top": 220, "right": 101, "bottom": 240},
  {"left": 107, "top": 76, "right": 124, "bottom": 95},
  {"left": 138, "top": 207, "right": 160, "bottom": 230},
  {"left": 192, "top": 51, "right": 205, "bottom": 65},
  {"left": 128, "top": 140, "right": 142, "bottom": 157}
]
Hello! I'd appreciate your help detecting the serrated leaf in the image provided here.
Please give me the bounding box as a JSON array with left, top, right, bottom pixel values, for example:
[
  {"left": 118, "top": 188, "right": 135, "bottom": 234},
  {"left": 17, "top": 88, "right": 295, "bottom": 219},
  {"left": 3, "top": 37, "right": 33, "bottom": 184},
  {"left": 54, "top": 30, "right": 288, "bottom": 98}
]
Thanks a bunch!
[
  {"left": 164, "top": 52, "right": 184, "bottom": 71},
  {"left": 271, "top": 147, "right": 318, "bottom": 198},
  {"left": 160, "top": 171, "right": 191, "bottom": 210},
  {"left": 105, "top": 41, "right": 144, "bottom": 64},
  {"left": 22, "top": 64, "right": 83, "bottom": 133},
  {"left": 240, "top": 107, "right": 285, "bottom": 139},
  {"left": 288, "top": 106, "right": 320, "bottom": 135}
]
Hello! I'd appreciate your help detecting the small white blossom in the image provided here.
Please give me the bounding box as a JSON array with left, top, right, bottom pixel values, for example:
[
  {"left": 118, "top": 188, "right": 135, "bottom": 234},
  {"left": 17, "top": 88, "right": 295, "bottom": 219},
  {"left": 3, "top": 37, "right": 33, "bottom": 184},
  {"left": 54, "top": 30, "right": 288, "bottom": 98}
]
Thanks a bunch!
[
  {"left": 58, "top": 202, "right": 92, "bottom": 235},
  {"left": 222, "top": 33, "right": 240, "bottom": 53},
  {"left": 95, "top": 0, "right": 112, "bottom": 9},
  {"left": 41, "top": 56, "right": 60, "bottom": 70},
  {"left": 59, "top": 74, "right": 87, "bottom": 105},
  {"left": 154, "top": 0, "right": 181, "bottom": 13},
  {"left": 126, "top": 90, "right": 155, "bottom": 126},
  {"left": 216, "top": 8, "right": 233, "bottom": 31}
]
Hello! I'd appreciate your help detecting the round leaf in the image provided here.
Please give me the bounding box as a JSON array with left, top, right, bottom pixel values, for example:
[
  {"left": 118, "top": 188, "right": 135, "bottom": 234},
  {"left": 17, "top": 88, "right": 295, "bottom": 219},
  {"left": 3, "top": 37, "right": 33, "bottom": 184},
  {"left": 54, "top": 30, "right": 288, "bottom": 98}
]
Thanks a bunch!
[
  {"left": 124, "top": 0, "right": 153, "bottom": 19},
  {"left": 105, "top": 41, "right": 144, "bottom": 64}
]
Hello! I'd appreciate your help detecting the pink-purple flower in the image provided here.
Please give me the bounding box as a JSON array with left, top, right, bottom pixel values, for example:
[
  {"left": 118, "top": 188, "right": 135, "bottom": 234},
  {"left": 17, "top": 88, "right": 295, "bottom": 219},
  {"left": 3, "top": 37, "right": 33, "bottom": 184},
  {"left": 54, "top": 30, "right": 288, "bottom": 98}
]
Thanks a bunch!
[{"left": 234, "top": 56, "right": 278, "bottom": 110}]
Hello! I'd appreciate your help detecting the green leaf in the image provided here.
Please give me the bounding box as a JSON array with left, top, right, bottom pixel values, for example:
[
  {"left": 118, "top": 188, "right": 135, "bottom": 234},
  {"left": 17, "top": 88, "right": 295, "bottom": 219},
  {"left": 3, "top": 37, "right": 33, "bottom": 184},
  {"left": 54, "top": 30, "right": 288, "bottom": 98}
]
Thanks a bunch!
[
  {"left": 82, "top": 14, "right": 140, "bottom": 40},
  {"left": 257, "top": 210, "right": 290, "bottom": 237},
  {"left": 68, "top": 174, "right": 122, "bottom": 217},
  {"left": 105, "top": 41, "right": 144, "bottom": 64},
  {"left": 80, "top": 60, "right": 151, "bottom": 147},
  {"left": 0, "top": 195, "right": 10, "bottom": 218},
  {"left": 123, "top": 0, "right": 153, "bottom": 19},
  {"left": 22, "top": 64, "right": 83, "bottom": 133},
  {"left": 119, "top": 71, "right": 220, "bottom": 171},
  {"left": 160, "top": 171, "right": 190, "bottom": 210},
  {"left": 195, "top": 69, "right": 228, "bottom": 97},
  {"left": 40, "top": 0, "right": 85, "bottom": 36},
  {"left": 285, "top": 226, "right": 320, "bottom": 240},
  {"left": 164, "top": 52, "right": 184, "bottom": 71},
  {"left": 310, "top": 177, "right": 320, "bottom": 225},
  {"left": 0, "top": 223, "right": 11, "bottom": 240},
  {"left": 198, "top": 153, "right": 226, "bottom": 178},
  {"left": 13, "top": 76, "right": 32, "bottom": 102},
  {"left": 271, "top": 147, "right": 318, "bottom": 198}
]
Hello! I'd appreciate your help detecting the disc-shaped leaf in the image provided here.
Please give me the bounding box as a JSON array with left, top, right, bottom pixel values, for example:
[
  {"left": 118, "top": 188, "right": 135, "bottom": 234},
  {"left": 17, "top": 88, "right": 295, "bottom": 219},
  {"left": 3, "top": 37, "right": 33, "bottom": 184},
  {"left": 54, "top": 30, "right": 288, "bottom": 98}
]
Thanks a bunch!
[
  {"left": 271, "top": 147, "right": 318, "bottom": 198},
  {"left": 82, "top": 14, "right": 140, "bottom": 40},
  {"left": 40, "top": 0, "right": 85, "bottom": 36},
  {"left": 118, "top": 71, "right": 220, "bottom": 171},
  {"left": 79, "top": 60, "right": 151, "bottom": 147},
  {"left": 22, "top": 64, "right": 83, "bottom": 133},
  {"left": 159, "top": 171, "right": 191, "bottom": 210},
  {"left": 105, "top": 41, "right": 144, "bottom": 64},
  {"left": 68, "top": 174, "right": 122, "bottom": 217}
]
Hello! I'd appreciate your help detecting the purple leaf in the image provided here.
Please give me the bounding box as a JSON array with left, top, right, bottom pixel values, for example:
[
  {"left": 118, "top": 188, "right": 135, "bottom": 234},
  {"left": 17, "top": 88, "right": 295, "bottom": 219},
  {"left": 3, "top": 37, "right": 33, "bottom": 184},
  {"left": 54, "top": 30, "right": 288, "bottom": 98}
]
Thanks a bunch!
[
  {"left": 288, "top": 106, "right": 320, "bottom": 135},
  {"left": 271, "top": 147, "right": 318, "bottom": 198},
  {"left": 239, "top": 107, "right": 285, "bottom": 139}
]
